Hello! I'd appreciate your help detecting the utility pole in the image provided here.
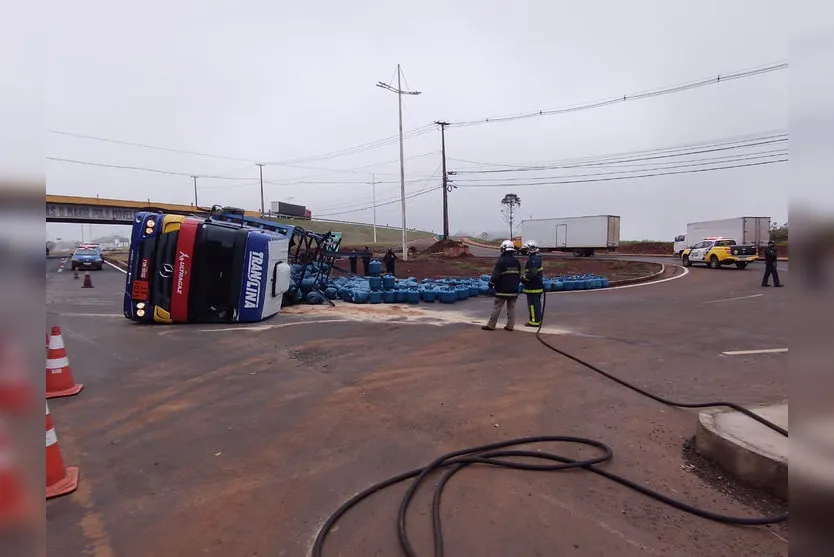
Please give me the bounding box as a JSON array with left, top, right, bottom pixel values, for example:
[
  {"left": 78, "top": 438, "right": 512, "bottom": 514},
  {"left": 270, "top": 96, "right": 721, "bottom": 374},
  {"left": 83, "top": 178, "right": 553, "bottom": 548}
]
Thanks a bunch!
[
  {"left": 192, "top": 175, "right": 198, "bottom": 207},
  {"left": 376, "top": 64, "right": 421, "bottom": 260},
  {"left": 435, "top": 121, "right": 451, "bottom": 239},
  {"left": 369, "top": 174, "right": 382, "bottom": 243},
  {"left": 256, "top": 164, "right": 265, "bottom": 217}
]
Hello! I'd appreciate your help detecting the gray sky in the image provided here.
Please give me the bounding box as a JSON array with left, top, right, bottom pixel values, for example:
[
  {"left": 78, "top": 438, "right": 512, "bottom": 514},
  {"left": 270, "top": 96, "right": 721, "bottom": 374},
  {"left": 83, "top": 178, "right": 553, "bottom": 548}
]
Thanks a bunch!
[{"left": 45, "top": 0, "right": 790, "bottom": 241}]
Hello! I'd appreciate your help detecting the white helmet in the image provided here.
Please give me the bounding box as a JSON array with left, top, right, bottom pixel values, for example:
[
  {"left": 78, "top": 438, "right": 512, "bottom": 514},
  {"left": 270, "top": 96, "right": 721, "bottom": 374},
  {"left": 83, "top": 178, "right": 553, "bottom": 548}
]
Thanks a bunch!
[
  {"left": 524, "top": 240, "right": 539, "bottom": 253},
  {"left": 500, "top": 240, "right": 515, "bottom": 252}
]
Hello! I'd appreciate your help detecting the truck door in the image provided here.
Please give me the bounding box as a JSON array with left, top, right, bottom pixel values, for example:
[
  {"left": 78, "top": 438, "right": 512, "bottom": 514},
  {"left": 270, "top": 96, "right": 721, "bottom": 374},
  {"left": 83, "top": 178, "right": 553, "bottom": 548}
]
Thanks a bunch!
[{"left": 555, "top": 224, "right": 567, "bottom": 248}]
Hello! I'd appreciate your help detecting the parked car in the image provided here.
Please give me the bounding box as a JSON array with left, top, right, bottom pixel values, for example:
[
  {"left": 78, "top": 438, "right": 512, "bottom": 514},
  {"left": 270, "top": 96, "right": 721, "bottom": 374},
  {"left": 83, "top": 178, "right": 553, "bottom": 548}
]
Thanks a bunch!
[
  {"left": 71, "top": 247, "right": 103, "bottom": 271},
  {"left": 680, "top": 237, "right": 758, "bottom": 269}
]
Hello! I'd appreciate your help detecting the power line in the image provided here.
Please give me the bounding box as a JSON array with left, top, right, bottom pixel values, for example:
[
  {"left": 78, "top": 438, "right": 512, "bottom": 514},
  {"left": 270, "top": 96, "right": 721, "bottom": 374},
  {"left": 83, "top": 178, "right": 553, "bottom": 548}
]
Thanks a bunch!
[
  {"left": 315, "top": 185, "right": 443, "bottom": 218},
  {"left": 446, "top": 130, "right": 787, "bottom": 169},
  {"left": 46, "top": 129, "right": 257, "bottom": 163},
  {"left": 315, "top": 165, "right": 443, "bottom": 214},
  {"left": 449, "top": 62, "right": 788, "bottom": 128},
  {"left": 454, "top": 158, "right": 787, "bottom": 188},
  {"left": 45, "top": 156, "right": 257, "bottom": 181},
  {"left": 451, "top": 137, "right": 788, "bottom": 175},
  {"left": 454, "top": 151, "right": 787, "bottom": 183}
]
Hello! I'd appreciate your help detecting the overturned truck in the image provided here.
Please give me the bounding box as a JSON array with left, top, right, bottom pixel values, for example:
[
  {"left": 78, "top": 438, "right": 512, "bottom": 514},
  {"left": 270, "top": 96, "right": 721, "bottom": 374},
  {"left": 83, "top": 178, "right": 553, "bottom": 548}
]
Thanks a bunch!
[{"left": 123, "top": 205, "right": 345, "bottom": 324}]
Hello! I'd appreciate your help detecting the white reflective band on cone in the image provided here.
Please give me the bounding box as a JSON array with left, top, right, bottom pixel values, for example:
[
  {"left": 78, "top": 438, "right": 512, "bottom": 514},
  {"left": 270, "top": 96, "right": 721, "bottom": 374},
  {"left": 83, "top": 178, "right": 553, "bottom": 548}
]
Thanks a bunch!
[
  {"left": 47, "top": 357, "right": 69, "bottom": 369},
  {"left": 48, "top": 336, "right": 65, "bottom": 350},
  {"left": 46, "top": 428, "right": 58, "bottom": 447}
]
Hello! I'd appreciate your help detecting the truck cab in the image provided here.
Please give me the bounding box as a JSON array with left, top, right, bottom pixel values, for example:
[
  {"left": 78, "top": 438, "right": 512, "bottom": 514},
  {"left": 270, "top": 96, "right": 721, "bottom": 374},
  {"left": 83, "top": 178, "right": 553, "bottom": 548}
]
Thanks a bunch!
[
  {"left": 680, "top": 237, "right": 758, "bottom": 269},
  {"left": 673, "top": 234, "right": 687, "bottom": 256}
]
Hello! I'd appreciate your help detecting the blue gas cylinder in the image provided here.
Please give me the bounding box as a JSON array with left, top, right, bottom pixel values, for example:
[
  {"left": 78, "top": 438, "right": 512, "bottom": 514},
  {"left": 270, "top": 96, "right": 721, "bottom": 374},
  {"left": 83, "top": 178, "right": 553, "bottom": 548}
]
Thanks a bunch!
[
  {"left": 395, "top": 289, "right": 408, "bottom": 303},
  {"left": 369, "top": 260, "right": 383, "bottom": 277},
  {"left": 456, "top": 287, "right": 469, "bottom": 300},
  {"left": 554, "top": 281, "right": 565, "bottom": 292},
  {"left": 369, "top": 276, "right": 383, "bottom": 291},
  {"left": 383, "top": 291, "right": 396, "bottom": 303},
  {"left": 468, "top": 285, "right": 479, "bottom": 297},
  {"left": 305, "top": 291, "right": 323, "bottom": 304},
  {"left": 369, "top": 291, "right": 382, "bottom": 304},
  {"left": 421, "top": 289, "right": 436, "bottom": 303},
  {"left": 440, "top": 290, "right": 457, "bottom": 304},
  {"left": 407, "top": 290, "right": 420, "bottom": 304},
  {"left": 325, "top": 287, "right": 338, "bottom": 300},
  {"left": 563, "top": 280, "right": 574, "bottom": 291},
  {"left": 354, "top": 290, "right": 369, "bottom": 304},
  {"left": 601, "top": 277, "right": 610, "bottom": 288},
  {"left": 479, "top": 284, "right": 490, "bottom": 295},
  {"left": 383, "top": 275, "right": 395, "bottom": 290}
]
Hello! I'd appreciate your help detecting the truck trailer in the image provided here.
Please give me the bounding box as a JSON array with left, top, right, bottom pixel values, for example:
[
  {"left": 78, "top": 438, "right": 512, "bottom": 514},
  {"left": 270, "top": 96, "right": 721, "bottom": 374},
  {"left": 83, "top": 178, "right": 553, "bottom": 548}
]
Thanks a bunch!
[
  {"left": 521, "top": 215, "right": 620, "bottom": 257},
  {"left": 673, "top": 217, "right": 770, "bottom": 256}
]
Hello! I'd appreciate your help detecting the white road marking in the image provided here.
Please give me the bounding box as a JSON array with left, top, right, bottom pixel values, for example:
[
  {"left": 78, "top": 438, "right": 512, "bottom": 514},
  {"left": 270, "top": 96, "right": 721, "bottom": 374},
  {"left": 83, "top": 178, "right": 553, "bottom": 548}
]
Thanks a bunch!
[
  {"left": 553, "top": 265, "right": 688, "bottom": 293},
  {"left": 703, "top": 293, "right": 764, "bottom": 304},
  {"left": 105, "top": 260, "right": 127, "bottom": 274},
  {"left": 193, "top": 318, "right": 353, "bottom": 333},
  {"left": 721, "top": 348, "right": 788, "bottom": 356}
]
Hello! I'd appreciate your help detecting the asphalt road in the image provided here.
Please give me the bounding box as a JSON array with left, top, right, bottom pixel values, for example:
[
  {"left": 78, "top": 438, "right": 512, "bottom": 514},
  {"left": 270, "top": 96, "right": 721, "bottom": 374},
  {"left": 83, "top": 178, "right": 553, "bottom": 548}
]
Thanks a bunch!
[{"left": 45, "top": 257, "right": 788, "bottom": 557}]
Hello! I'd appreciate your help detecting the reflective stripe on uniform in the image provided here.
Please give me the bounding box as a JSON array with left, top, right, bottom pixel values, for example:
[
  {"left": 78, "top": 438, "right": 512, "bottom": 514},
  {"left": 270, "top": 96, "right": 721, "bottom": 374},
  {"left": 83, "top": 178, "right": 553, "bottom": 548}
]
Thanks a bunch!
[
  {"left": 495, "top": 292, "right": 518, "bottom": 297},
  {"left": 500, "top": 269, "right": 519, "bottom": 275},
  {"left": 522, "top": 289, "right": 543, "bottom": 294}
]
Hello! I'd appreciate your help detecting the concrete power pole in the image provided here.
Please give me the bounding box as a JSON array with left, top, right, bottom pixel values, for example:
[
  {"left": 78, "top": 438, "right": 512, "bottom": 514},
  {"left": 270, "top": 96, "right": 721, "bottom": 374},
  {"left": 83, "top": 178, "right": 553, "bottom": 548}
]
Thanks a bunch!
[
  {"left": 435, "top": 121, "right": 451, "bottom": 239},
  {"left": 376, "top": 65, "right": 420, "bottom": 260},
  {"left": 369, "top": 174, "right": 382, "bottom": 243},
  {"left": 256, "top": 164, "right": 265, "bottom": 217},
  {"left": 192, "top": 175, "right": 198, "bottom": 207}
]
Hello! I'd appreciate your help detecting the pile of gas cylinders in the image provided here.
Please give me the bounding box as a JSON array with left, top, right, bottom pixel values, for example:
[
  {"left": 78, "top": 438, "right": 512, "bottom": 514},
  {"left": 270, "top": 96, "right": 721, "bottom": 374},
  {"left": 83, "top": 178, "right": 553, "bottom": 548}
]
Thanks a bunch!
[{"left": 313, "top": 259, "right": 609, "bottom": 305}]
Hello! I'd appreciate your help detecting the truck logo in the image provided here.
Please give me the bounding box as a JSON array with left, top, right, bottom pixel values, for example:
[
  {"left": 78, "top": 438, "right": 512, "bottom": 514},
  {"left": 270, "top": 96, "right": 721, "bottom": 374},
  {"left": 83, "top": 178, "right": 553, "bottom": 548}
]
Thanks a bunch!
[
  {"left": 159, "top": 263, "right": 174, "bottom": 278},
  {"left": 174, "top": 250, "right": 190, "bottom": 295},
  {"left": 244, "top": 251, "right": 264, "bottom": 309}
]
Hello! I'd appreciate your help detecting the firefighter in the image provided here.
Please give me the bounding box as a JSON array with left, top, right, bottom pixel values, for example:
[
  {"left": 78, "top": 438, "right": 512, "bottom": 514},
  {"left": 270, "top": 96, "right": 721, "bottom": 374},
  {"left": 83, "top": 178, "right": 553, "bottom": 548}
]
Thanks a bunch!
[
  {"left": 483, "top": 240, "right": 521, "bottom": 331},
  {"left": 348, "top": 251, "right": 358, "bottom": 274},
  {"left": 521, "top": 240, "right": 544, "bottom": 327},
  {"left": 382, "top": 248, "right": 397, "bottom": 276},
  {"left": 362, "top": 246, "right": 372, "bottom": 276},
  {"left": 761, "top": 240, "right": 783, "bottom": 287}
]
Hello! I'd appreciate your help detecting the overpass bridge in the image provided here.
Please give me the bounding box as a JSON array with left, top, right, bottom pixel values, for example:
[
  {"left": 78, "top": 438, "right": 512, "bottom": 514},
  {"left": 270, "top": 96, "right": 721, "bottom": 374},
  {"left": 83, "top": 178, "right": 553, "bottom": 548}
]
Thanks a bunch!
[{"left": 46, "top": 194, "right": 261, "bottom": 224}]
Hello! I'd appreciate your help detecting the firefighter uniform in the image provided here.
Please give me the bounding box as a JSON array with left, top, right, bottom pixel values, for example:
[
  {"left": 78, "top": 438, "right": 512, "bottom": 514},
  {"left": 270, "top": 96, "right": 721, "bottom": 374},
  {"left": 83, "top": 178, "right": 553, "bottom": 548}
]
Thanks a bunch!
[
  {"left": 522, "top": 252, "right": 544, "bottom": 326},
  {"left": 761, "top": 241, "right": 782, "bottom": 287},
  {"left": 483, "top": 246, "right": 521, "bottom": 331}
]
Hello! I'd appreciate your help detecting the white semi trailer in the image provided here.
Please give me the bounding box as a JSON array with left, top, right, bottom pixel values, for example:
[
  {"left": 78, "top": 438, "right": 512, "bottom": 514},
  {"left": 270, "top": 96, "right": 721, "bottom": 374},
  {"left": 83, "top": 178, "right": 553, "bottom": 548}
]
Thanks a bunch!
[
  {"left": 521, "top": 215, "right": 620, "bottom": 257},
  {"left": 673, "top": 217, "right": 771, "bottom": 256}
]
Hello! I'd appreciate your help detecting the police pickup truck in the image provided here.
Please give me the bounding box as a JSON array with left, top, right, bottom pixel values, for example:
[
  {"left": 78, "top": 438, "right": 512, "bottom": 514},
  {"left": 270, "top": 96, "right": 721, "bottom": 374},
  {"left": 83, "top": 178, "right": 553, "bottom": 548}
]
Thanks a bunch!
[{"left": 680, "top": 237, "right": 759, "bottom": 269}]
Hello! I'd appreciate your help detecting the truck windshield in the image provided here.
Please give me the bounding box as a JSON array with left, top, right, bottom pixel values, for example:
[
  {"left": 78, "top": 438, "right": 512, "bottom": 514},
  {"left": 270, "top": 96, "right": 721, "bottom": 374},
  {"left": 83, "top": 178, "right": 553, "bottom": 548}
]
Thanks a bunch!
[
  {"left": 188, "top": 224, "right": 248, "bottom": 322},
  {"left": 152, "top": 230, "right": 179, "bottom": 313}
]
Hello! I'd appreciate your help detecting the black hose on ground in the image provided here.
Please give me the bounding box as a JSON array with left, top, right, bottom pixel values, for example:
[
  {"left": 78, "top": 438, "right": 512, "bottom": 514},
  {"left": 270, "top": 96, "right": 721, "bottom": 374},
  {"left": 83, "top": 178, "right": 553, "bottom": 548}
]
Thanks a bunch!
[{"left": 311, "top": 289, "right": 788, "bottom": 557}]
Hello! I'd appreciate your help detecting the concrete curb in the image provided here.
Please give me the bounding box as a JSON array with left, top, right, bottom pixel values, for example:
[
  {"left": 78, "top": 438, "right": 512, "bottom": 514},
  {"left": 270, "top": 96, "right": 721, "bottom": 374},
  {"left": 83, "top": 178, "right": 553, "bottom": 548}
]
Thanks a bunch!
[
  {"left": 103, "top": 255, "right": 128, "bottom": 271},
  {"left": 695, "top": 403, "right": 788, "bottom": 499},
  {"left": 607, "top": 264, "right": 666, "bottom": 287}
]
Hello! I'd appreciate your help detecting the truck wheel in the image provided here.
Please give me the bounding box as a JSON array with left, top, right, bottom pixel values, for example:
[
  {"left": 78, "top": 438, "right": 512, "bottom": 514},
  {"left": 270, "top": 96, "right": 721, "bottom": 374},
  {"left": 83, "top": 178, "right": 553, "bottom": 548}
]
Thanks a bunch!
[
  {"left": 735, "top": 262, "right": 748, "bottom": 270},
  {"left": 681, "top": 255, "right": 691, "bottom": 267},
  {"left": 573, "top": 250, "right": 583, "bottom": 257},
  {"left": 709, "top": 255, "right": 721, "bottom": 269}
]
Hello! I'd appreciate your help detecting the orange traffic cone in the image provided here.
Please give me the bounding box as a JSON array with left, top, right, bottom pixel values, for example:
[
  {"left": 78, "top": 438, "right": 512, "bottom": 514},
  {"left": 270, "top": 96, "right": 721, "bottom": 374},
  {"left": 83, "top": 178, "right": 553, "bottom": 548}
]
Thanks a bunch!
[
  {"left": 0, "top": 419, "right": 32, "bottom": 524},
  {"left": 0, "top": 341, "right": 34, "bottom": 414},
  {"left": 46, "top": 402, "right": 78, "bottom": 499},
  {"left": 82, "top": 272, "right": 93, "bottom": 288},
  {"left": 46, "top": 327, "right": 83, "bottom": 399}
]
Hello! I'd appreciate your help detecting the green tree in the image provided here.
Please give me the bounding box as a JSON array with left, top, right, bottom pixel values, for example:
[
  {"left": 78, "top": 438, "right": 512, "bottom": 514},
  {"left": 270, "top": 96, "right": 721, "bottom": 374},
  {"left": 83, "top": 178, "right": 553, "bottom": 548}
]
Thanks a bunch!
[
  {"left": 770, "top": 221, "right": 788, "bottom": 243},
  {"left": 500, "top": 193, "right": 522, "bottom": 238}
]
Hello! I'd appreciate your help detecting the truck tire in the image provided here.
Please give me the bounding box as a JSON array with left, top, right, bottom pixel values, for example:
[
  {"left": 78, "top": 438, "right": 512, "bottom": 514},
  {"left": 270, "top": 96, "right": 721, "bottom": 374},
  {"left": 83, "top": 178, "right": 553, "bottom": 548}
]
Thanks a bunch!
[
  {"left": 735, "top": 262, "right": 748, "bottom": 270},
  {"left": 682, "top": 255, "right": 692, "bottom": 267},
  {"left": 709, "top": 255, "right": 721, "bottom": 269},
  {"left": 573, "top": 250, "right": 583, "bottom": 257}
]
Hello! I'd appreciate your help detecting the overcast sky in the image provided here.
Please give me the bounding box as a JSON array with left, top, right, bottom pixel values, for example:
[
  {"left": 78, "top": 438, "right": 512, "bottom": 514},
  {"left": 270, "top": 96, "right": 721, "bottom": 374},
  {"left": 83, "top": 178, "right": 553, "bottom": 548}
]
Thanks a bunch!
[{"left": 44, "top": 0, "right": 790, "bottom": 241}]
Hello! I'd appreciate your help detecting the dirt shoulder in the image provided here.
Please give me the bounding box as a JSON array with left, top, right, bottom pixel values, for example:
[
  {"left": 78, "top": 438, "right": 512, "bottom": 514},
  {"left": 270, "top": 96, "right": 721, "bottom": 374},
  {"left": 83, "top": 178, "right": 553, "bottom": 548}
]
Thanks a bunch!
[{"left": 337, "top": 255, "right": 663, "bottom": 283}]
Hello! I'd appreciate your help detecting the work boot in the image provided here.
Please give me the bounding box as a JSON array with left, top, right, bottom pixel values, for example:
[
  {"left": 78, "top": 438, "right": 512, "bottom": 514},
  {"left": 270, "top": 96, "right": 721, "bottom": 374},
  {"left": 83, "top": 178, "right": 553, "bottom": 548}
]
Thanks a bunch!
[
  {"left": 503, "top": 326, "right": 514, "bottom": 331},
  {"left": 481, "top": 326, "right": 495, "bottom": 331}
]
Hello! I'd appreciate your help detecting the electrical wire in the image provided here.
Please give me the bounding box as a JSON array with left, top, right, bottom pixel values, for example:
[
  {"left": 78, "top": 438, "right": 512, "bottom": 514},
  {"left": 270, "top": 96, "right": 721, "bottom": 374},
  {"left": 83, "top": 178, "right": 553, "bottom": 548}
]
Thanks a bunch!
[
  {"left": 451, "top": 136, "right": 788, "bottom": 175},
  {"left": 315, "top": 185, "right": 443, "bottom": 218},
  {"left": 312, "top": 284, "right": 788, "bottom": 557},
  {"left": 449, "top": 62, "right": 787, "bottom": 128},
  {"left": 454, "top": 158, "right": 787, "bottom": 188},
  {"left": 446, "top": 130, "right": 787, "bottom": 170},
  {"left": 455, "top": 151, "right": 787, "bottom": 183},
  {"left": 45, "top": 156, "right": 258, "bottom": 181}
]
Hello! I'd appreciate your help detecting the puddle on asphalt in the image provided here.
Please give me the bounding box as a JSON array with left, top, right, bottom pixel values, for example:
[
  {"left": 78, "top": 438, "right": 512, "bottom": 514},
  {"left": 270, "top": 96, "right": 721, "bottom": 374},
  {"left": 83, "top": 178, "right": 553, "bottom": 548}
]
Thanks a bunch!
[{"left": 281, "top": 302, "right": 574, "bottom": 336}]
